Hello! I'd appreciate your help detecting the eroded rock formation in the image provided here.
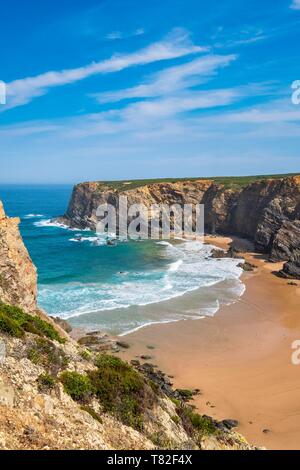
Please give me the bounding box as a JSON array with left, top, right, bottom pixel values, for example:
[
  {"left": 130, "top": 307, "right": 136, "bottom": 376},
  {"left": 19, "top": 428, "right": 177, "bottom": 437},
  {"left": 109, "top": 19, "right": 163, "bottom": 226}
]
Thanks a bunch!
[
  {"left": 0, "top": 201, "right": 37, "bottom": 312},
  {"left": 60, "top": 175, "right": 300, "bottom": 278}
]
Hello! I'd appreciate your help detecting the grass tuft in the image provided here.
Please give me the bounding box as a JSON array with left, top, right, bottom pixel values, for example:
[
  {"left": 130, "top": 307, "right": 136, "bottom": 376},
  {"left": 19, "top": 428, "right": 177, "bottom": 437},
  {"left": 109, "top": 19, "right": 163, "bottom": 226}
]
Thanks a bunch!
[{"left": 37, "top": 373, "right": 56, "bottom": 391}]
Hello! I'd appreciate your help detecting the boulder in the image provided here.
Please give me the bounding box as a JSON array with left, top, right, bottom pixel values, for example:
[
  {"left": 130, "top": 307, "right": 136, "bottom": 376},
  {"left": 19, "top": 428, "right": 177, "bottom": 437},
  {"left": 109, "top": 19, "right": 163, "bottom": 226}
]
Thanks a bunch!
[{"left": 52, "top": 317, "right": 72, "bottom": 333}]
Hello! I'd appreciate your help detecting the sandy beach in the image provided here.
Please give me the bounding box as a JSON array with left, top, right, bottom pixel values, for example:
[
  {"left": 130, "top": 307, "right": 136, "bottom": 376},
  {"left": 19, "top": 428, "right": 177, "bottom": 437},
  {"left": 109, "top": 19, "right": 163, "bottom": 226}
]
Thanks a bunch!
[{"left": 119, "top": 236, "right": 300, "bottom": 450}]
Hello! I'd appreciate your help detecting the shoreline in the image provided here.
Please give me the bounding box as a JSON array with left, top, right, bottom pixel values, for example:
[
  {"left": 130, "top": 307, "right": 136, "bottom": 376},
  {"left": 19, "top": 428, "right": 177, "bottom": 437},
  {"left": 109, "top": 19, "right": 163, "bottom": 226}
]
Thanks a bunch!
[{"left": 118, "top": 235, "right": 300, "bottom": 450}]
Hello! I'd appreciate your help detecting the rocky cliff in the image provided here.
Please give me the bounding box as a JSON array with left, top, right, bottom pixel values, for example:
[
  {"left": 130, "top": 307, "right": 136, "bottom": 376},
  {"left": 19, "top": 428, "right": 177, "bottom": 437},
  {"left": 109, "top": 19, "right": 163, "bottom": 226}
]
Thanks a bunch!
[
  {"left": 0, "top": 201, "right": 37, "bottom": 312},
  {"left": 0, "top": 201, "right": 253, "bottom": 450},
  {"left": 60, "top": 175, "right": 300, "bottom": 278}
]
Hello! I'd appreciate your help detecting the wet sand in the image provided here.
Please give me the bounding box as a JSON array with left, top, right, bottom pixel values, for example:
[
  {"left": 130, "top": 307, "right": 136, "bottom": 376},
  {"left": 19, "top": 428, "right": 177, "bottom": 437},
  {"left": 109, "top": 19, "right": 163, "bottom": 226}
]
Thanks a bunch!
[{"left": 119, "top": 236, "right": 300, "bottom": 450}]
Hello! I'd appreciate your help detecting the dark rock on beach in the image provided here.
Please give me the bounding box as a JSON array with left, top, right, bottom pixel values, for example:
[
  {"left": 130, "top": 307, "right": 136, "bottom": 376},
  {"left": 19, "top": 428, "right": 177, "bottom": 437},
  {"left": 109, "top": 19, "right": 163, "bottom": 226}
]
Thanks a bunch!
[
  {"left": 130, "top": 359, "right": 140, "bottom": 367},
  {"left": 78, "top": 331, "right": 119, "bottom": 352},
  {"left": 221, "top": 419, "right": 239, "bottom": 430},
  {"left": 140, "top": 355, "right": 152, "bottom": 360},
  {"left": 279, "top": 251, "right": 300, "bottom": 280},
  {"left": 116, "top": 340, "right": 130, "bottom": 349},
  {"left": 237, "top": 261, "right": 257, "bottom": 272},
  {"left": 263, "top": 428, "right": 271, "bottom": 434},
  {"left": 51, "top": 317, "right": 73, "bottom": 333}
]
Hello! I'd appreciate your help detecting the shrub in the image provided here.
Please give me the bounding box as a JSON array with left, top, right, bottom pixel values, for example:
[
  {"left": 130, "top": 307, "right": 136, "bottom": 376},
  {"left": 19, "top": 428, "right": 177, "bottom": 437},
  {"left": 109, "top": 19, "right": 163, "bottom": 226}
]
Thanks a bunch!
[
  {"left": 60, "top": 371, "right": 93, "bottom": 401},
  {"left": 176, "top": 404, "right": 216, "bottom": 438},
  {"left": 89, "top": 354, "right": 154, "bottom": 430},
  {"left": 176, "top": 389, "right": 194, "bottom": 401},
  {"left": 189, "top": 413, "right": 216, "bottom": 434},
  {"left": 0, "top": 311, "right": 25, "bottom": 338},
  {"left": 80, "top": 350, "right": 92, "bottom": 361},
  {"left": 30, "top": 316, "right": 65, "bottom": 343},
  {"left": 170, "top": 397, "right": 181, "bottom": 407},
  {"left": 0, "top": 303, "right": 64, "bottom": 343},
  {"left": 37, "top": 373, "right": 56, "bottom": 391},
  {"left": 27, "top": 338, "right": 69, "bottom": 373},
  {"left": 171, "top": 415, "right": 180, "bottom": 425}
]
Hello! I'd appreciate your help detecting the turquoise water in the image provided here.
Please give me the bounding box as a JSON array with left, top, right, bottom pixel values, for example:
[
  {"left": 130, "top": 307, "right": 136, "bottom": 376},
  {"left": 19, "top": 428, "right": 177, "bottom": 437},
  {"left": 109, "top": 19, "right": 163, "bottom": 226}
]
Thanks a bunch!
[{"left": 0, "top": 185, "right": 245, "bottom": 335}]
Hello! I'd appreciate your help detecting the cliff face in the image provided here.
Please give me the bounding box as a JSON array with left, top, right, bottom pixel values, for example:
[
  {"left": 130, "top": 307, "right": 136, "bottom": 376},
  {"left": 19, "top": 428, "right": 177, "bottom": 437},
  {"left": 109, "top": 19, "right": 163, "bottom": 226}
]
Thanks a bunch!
[
  {"left": 61, "top": 176, "right": 300, "bottom": 277},
  {"left": 0, "top": 202, "right": 37, "bottom": 312}
]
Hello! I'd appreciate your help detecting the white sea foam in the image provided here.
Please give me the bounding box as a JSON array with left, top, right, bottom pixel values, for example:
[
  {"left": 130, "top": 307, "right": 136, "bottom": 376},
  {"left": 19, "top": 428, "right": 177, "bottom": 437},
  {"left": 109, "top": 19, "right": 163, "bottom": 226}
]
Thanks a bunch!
[
  {"left": 24, "top": 214, "right": 44, "bottom": 219},
  {"left": 118, "top": 318, "right": 184, "bottom": 337},
  {"left": 69, "top": 236, "right": 104, "bottom": 244},
  {"left": 33, "top": 218, "right": 92, "bottom": 231},
  {"left": 167, "top": 259, "right": 183, "bottom": 272},
  {"left": 38, "top": 239, "right": 245, "bottom": 334},
  {"left": 34, "top": 219, "right": 71, "bottom": 229}
]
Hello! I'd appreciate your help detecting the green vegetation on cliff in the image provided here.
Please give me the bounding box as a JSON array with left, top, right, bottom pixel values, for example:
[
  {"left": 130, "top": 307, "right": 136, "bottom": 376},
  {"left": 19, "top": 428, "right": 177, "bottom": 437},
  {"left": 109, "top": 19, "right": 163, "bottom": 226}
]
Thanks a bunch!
[
  {"left": 0, "top": 303, "right": 64, "bottom": 343},
  {"left": 60, "top": 355, "right": 155, "bottom": 430},
  {"left": 94, "top": 173, "right": 299, "bottom": 192}
]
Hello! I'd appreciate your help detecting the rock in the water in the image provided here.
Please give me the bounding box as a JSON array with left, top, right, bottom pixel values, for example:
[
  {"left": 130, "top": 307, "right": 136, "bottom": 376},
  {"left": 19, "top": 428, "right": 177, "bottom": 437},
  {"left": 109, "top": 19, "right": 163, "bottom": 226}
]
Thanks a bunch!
[{"left": 210, "top": 248, "right": 228, "bottom": 259}]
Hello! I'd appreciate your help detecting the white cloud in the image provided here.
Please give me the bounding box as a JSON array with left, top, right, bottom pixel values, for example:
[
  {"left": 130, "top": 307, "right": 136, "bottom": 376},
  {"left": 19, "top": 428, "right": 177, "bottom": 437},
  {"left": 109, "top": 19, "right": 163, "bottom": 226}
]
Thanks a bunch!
[
  {"left": 121, "top": 88, "right": 241, "bottom": 121},
  {"left": 291, "top": 0, "right": 300, "bottom": 9},
  {"left": 2, "top": 85, "right": 299, "bottom": 183},
  {"left": 106, "top": 28, "right": 145, "bottom": 41},
  {"left": 106, "top": 31, "right": 123, "bottom": 40},
  {"left": 94, "top": 54, "right": 236, "bottom": 103},
  {"left": 4, "top": 29, "right": 205, "bottom": 111},
  {"left": 0, "top": 86, "right": 242, "bottom": 140}
]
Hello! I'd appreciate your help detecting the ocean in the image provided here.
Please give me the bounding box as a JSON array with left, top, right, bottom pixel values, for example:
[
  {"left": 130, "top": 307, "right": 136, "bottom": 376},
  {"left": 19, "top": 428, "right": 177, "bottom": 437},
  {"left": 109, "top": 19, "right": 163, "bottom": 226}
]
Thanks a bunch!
[{"left": 0, "top": 185, "right": 245, "bottom": 335}]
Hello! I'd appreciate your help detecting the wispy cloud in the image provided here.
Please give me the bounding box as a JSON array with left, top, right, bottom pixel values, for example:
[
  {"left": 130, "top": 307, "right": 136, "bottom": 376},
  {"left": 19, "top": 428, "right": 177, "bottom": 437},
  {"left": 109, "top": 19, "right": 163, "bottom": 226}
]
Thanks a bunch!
[
  {"left": 291, "top": 0, "right": 300, "bottom": 9},
  {"left": 93, "top": 54, "right": 236, "bottom": 103},
  {"left": 214, "top": 28, "right": 267, "bottom": 49},
  {"left": 0, "top": 86, "right": 243, "bottom": 140},
  {"left": 120, "top": 88, "right": 241, "bottom": 122},
  {"left": 4, "top": 29, "right": 205, "bottom": 111},
  {"left": 106, "top": 27, "right": 145, "bottom": 41}
]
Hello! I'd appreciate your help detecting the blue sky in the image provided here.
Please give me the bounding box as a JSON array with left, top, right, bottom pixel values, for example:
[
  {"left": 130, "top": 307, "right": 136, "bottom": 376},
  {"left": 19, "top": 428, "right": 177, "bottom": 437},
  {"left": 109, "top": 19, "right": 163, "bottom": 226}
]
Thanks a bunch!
[{"left": 0, "top": 0, "right": 300, "bottom": 183}]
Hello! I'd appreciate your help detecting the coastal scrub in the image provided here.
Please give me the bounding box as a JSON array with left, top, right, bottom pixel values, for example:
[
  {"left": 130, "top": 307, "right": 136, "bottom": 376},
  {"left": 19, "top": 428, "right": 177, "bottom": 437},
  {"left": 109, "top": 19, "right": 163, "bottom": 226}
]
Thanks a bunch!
[
  {"left": 0, "top": 303, "right": 64, "bottom": 343},
  {"left": 89, "top": 355, "right": 155, "bottom": 430}
]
